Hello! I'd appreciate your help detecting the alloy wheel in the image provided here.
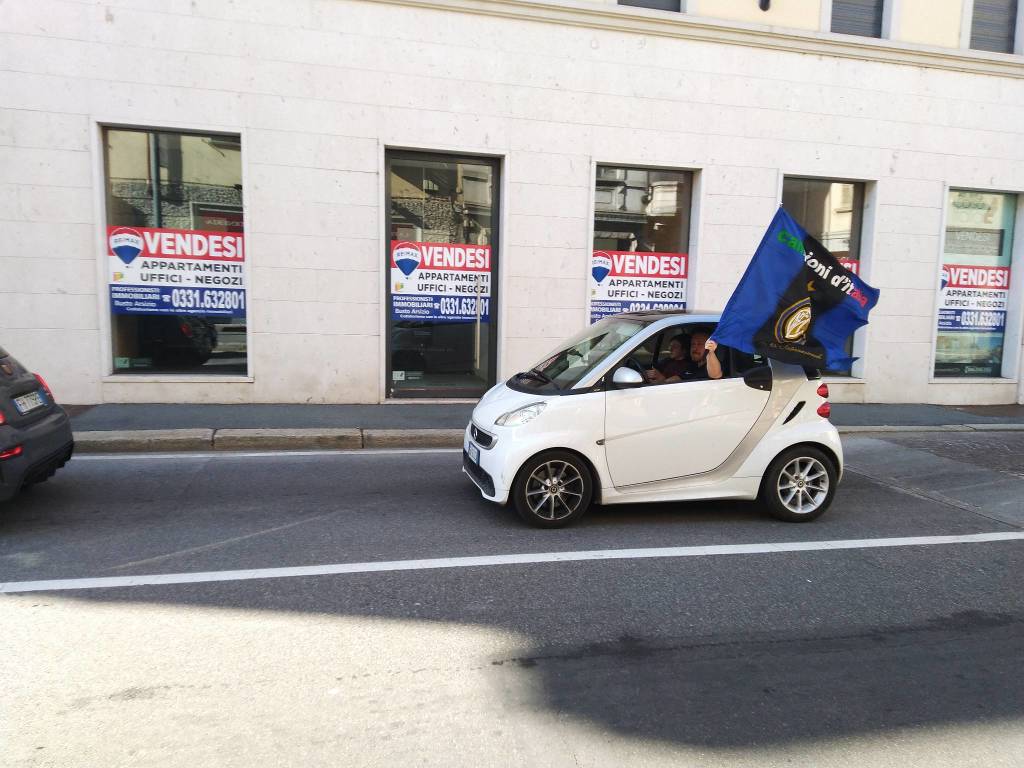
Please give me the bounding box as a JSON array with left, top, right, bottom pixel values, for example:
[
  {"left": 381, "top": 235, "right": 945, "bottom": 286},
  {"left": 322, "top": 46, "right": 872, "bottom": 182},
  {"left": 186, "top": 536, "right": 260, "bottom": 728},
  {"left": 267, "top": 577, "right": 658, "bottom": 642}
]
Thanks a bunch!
[
  {"left": 525, "top": 460, "right": 585, "bottom": 521},
  {"left": 776, "top": 456, "right": 830, "bottom": 515}
]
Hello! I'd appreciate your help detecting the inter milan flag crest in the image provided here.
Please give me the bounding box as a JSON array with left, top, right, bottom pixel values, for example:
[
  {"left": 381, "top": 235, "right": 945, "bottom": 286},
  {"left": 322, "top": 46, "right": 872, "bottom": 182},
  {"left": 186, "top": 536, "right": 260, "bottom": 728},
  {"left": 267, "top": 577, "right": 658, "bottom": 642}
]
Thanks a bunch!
[{"left": 712, "top": 207, "right": 880, "bottom": 371}]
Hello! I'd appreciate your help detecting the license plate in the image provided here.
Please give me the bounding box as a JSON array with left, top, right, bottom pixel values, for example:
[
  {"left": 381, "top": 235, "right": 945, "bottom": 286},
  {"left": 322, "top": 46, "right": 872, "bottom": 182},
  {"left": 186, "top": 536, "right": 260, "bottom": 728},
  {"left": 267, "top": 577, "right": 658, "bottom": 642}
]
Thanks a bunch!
[
  {"left": 468, "top": 443, "right": 480, "bottom": 465},
  {"left": 13, "top": 390, "right": 45, "bottom": 415}
]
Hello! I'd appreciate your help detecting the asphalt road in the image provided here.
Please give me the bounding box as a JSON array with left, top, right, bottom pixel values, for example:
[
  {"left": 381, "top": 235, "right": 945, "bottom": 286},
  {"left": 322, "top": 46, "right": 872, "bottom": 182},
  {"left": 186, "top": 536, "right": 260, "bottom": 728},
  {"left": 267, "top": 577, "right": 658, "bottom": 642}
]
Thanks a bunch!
[{"left": 3, "top": 433, "right": 1024, "bottom": 767}]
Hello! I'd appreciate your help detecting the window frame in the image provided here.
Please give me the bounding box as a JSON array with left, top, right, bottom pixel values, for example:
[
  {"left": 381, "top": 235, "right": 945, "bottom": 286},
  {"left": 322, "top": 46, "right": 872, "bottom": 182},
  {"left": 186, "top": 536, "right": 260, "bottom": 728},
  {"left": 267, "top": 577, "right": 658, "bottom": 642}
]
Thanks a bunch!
[
  {"left": 822, "top": 0, "right": 899, "bottom": 39},
  {"left": 779, "top": 174, "right": 876, "bottom": 381},
  {"left": 383, "top": 148, "right": 503, "bottom": 400},
  {"left": 928, "top": 185, "right": 1024, "bottom": 384},
  {"left": 607, "top": 322, "right": 737, "bottom": 388},
  {"left": 95, "top": 120, "right": 252, "bottom": 383},
  {"left": 588, "top": 161, "right": 698, "bottom": 325},
  {"left": 960, "top": 0, "right": 1023, "bottom": 54}
]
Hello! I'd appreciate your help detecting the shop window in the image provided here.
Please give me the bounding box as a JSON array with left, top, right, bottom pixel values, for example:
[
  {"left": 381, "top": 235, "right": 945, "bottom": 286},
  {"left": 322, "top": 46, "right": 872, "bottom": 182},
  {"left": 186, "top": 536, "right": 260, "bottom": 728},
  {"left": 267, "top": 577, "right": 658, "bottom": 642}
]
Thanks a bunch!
[
  {"left": 970, "top": 0, "right": 1018, "bottom": 53},
  {"left": 782, "top": 177, "right": 866, "bottom": 375},
  {"left": 386, "top": 151, "right": 499, "bottom": 398},
  {"left": 934, "top": 190, "right": 1017, "bottom": 378},
  {"left": 104, "top": 128, "right": 246, "bottom": 375},
  {"left": 831, "top": 0, "right": 884, "bottom": 37},
  {"left": 590, "top": 166, "right": 693, "bottom": 324}
]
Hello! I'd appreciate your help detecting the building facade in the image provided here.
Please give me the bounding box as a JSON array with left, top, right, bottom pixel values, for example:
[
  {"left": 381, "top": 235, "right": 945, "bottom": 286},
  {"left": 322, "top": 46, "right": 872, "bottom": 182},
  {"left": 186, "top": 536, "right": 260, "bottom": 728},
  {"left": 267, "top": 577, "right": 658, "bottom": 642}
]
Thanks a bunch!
[{"left": 2, "top": 0, "right": 1023, "bottom": 404}]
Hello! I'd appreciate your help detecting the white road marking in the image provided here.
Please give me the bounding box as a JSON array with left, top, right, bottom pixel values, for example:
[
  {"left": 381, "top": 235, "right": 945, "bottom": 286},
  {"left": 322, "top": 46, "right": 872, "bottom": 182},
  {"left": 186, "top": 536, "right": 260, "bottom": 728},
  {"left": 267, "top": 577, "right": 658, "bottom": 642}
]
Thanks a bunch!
[
  {"left": 2, "top": 532, "right": 1022, "bottom": 594},
  {"left": 74, "top": 448, "right": 463, "bottom": 461}
]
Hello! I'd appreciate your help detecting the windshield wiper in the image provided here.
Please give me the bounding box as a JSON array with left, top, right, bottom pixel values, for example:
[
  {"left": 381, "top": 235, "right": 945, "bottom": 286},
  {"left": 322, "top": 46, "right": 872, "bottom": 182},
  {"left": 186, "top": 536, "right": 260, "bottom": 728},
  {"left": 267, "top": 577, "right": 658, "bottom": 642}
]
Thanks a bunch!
[{"left": 516, "top": 368, "right": 559, "bottom": 389}]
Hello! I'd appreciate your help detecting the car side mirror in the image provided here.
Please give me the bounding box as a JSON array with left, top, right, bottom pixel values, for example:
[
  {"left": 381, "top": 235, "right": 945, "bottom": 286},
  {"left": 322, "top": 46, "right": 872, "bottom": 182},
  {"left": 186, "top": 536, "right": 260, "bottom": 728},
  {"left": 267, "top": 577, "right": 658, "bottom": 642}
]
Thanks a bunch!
[{"left": 612, "top": 367, "right": 644, "bottom": 387}]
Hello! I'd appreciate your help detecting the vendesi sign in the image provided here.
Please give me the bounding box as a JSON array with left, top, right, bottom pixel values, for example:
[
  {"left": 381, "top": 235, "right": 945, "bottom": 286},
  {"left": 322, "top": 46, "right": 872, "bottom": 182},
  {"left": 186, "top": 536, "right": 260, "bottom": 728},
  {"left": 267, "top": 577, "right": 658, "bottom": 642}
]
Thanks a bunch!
[
  {"left": 937, "top": 263, "right": 1010, "bottom": 332},
  {"left": 107, "top": 226, "right": 246, "bottom": 316},
  {"left": 590, "top": 250, "right": 687, "bottom": 323},
  {"left": 390, "top": 240, "right": 491, "bottom": 322}
]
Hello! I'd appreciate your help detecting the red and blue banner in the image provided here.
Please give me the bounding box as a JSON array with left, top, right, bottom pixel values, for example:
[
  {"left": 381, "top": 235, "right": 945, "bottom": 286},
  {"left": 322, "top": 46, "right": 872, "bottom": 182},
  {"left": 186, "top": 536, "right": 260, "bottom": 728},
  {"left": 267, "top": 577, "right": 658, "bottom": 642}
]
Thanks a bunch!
[
  {"left": 107, "top": 226, "right": 246, "bottom": 317},
  {"left": 937, "top": 264, "right": 1009, "bottom": 332},
  {"left": 390, "top": 241, "right": 492, "bottom": 322},
  {"left": 589, "top": 250, "right": 688, "bottom": 322}
]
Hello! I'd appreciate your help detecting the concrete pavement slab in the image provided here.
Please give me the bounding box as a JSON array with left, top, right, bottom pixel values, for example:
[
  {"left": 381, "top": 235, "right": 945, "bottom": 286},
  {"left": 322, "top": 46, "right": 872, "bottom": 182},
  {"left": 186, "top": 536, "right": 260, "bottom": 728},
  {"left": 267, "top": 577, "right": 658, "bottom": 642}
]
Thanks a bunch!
[
  {"left": 837, "top": 425, "right": 974, "bottom": 434},
  {"left": 843, "top": 436, "right": 1024, "bottom": 528},
  {"left": 362, "top": 428, "right": 465, "bottom": 448},
  {"left": 73, "top": 429, "right": 214, "bottom": 453},
  {"left": 213, "top": 428, "right": 362, "bottom": 451}
]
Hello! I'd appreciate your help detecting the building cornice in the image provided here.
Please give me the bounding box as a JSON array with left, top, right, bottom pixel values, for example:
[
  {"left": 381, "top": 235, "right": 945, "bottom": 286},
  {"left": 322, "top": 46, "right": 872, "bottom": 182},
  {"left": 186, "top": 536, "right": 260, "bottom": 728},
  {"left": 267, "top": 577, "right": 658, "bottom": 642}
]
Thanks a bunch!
[{"left": 378, "top": 0, "right": 1024, "bottom": 80}]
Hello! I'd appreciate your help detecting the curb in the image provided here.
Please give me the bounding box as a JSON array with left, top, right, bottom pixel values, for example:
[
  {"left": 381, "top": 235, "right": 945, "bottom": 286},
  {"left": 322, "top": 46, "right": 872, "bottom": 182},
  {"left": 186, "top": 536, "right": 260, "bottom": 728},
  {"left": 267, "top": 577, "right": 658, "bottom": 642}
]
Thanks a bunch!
[
  {"left": 69, "top": 423, "right": 1024, "bottom": 454},
  {"left": 363, "top": 428, "right": 467, "bottom": 449},
  {"left": 72, "top": 427, "right": 465, "bottom": 453},
  {"left": 837, "top": 424, "right": 1024, "bottom": 434},
  {"left": 214, "top": 428, "right": 362, "bottom": 451},
  {"left": 73, "top": 429, "right": 215, "bottom": 453}
]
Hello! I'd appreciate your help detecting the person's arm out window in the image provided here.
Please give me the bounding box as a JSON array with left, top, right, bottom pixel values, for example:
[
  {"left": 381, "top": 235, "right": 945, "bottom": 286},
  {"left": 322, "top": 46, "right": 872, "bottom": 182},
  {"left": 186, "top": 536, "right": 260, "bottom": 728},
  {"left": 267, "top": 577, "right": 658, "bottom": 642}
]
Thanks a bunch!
[{"left": 705, "top": 340, "right": 723, "bottom": 380}]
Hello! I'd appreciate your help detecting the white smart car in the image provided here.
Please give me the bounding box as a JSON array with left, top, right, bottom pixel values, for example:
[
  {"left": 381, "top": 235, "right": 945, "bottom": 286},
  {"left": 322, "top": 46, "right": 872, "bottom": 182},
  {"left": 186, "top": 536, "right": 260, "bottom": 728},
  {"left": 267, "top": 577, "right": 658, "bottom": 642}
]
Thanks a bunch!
[{"left": 463, "top": 312, "right": 843, "bottom": 528}]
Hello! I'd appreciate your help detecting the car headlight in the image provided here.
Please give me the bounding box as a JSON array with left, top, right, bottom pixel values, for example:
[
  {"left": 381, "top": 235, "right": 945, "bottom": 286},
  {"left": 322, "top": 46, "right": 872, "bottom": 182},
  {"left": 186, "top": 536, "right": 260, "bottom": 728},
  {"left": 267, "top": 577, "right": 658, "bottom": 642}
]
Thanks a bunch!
[{"left": 495, "top": 402, "right": 547, "bottom": 427}]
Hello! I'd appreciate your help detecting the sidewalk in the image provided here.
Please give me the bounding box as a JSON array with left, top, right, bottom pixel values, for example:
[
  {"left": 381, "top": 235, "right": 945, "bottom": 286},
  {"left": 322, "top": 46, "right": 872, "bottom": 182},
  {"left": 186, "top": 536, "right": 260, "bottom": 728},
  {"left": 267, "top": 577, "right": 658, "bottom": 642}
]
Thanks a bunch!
[{"left": 65, "top": 401, "right": 1024, "bottom": 453}]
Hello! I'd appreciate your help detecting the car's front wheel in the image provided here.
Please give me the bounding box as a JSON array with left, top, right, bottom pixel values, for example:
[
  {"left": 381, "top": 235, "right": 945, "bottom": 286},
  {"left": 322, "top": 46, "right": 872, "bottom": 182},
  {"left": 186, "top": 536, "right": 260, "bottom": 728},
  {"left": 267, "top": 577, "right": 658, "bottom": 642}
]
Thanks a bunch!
[
  {"left": 760, "top": 446, "right": 837, "bottom": 522},
  {"left": 512, "top": 450, "right": 593, "bottom": 528}
]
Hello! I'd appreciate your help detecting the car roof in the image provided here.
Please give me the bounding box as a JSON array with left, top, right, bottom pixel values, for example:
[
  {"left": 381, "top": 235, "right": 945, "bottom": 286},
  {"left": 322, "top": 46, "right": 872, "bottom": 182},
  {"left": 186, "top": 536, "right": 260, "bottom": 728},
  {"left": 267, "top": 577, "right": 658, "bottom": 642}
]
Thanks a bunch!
[{"left": 612, "top": 310, "right": 722, "bottom": 327}]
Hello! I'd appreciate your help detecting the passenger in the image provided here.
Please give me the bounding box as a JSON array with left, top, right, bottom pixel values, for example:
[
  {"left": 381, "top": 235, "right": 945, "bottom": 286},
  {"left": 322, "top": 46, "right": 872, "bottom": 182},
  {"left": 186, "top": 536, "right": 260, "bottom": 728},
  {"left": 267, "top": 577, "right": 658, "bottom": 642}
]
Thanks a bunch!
[
  {"left": 646, "top": 329, "right": 723, "bottom": 383},
  {"left": 694, "top": 331, "right": 723, "bottom": 380}
]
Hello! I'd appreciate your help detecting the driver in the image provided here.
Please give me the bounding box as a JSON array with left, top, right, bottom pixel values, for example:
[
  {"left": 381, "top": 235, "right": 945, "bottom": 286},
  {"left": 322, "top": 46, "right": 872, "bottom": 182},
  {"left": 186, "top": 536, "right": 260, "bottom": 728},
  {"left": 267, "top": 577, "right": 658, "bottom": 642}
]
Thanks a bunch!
[{"left": 644, "top": 334, "right": 691, "bottom": 384}]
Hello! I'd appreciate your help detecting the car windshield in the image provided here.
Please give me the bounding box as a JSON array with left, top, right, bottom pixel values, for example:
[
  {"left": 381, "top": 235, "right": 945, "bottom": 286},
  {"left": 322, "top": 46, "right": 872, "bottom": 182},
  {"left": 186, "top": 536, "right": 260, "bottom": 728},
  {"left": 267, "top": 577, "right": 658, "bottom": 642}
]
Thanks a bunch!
[{"left": 516, "top": 318, "right": 645, "bottom": 391}]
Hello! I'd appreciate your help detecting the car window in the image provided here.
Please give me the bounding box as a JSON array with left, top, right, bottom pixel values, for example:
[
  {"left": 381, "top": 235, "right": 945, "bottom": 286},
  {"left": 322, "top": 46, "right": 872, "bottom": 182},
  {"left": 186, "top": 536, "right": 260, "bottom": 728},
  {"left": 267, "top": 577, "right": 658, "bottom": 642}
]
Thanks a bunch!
[
  {"left": 624, "top": 323, "right": 736, "bottom": 385},
  {"left": 653, "top": 326, "right": 688, "bottom": 370},
  {"left": 730, "top": 349, "right": 766, "bottom": 376},
  {"left": 525, "top": 317, "right": 646, "bottom": 391},
  {"left": 627, "top": 332, "right": 661, "bottom": 374}
]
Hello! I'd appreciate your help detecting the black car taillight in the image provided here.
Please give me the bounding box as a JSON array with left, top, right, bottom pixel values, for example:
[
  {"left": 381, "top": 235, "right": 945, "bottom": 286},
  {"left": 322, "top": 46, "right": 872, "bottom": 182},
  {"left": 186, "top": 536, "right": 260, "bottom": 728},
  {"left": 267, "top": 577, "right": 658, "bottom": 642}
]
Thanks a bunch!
[
  {"left": 0, "top": 445, "right": 23, "bottom": 460},
  {"left": 35, "top": 373, "right": 54, "bottom": 401}
]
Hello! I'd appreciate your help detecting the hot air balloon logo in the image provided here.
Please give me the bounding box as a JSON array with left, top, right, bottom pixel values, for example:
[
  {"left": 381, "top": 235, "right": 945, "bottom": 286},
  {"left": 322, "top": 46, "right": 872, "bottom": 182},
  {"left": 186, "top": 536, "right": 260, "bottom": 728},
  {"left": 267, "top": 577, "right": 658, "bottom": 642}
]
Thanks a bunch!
[
  {"left": 393, "top": 242, "right": 422, "bottom": 277},
  {"left": 109, "top": 227, "right": 144, "bottom": 265},
  {"left": 592, "top": 252, "right": 612, "bottom": 284}
]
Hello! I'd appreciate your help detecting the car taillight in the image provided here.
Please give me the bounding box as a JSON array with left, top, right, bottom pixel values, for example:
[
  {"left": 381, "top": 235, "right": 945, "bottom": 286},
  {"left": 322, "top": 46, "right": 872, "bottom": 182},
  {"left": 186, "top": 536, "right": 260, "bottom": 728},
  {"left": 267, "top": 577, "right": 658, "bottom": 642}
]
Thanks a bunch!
[
  {"left": 180, "top": 322, "right": 194, "bottom": 338},
  {"left": 817, "top": 402, "right": 831, "bottom": 418},
  {"left": 0, "top": 411, "right": 5, "bottom": 425},
  {"left": 35, "top": 373, "right": 54, "bottom": 400},
  {"left": 817, "top": 383, "right": 829, "bottom": 398},
  {"left": 0, "top": 445, "right": 23, "bottom": 460}
]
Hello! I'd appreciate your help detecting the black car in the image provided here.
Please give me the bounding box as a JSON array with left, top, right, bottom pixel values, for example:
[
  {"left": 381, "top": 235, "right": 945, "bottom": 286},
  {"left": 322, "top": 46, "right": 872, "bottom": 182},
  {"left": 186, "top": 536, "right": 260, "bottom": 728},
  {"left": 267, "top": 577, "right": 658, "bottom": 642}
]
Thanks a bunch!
[
  {"left": 0, "top": 345, "right": 73, "bottom": 502},
  {"left": 138, "top": 315, "right": 217, "bottom": 367}
]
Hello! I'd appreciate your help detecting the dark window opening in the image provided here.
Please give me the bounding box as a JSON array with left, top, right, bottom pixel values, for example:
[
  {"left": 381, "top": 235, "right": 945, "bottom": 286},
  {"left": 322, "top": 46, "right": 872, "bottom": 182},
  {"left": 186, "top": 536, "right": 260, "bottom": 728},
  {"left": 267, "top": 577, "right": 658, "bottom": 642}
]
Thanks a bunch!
[{"left": 831, "top": 0, "right": 884, "bottom": 37}]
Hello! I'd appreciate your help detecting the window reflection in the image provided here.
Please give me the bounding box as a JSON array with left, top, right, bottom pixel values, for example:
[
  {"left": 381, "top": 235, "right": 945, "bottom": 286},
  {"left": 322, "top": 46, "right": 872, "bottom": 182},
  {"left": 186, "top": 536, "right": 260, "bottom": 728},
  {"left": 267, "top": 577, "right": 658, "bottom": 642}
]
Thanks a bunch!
[
  {"left": 387, "top": 154, "right": 498, "bottom": 397},
  {"left": 105, "top": 128, "right": 246, "bottom": 375}
]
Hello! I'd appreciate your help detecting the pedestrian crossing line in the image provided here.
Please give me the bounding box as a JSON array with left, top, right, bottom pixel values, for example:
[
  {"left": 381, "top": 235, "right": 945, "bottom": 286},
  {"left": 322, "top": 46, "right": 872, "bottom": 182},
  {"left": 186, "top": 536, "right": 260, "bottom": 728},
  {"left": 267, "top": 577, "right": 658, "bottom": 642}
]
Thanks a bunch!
[{"left": 2, "top": 531, "right": 1023, "bottom": 594}]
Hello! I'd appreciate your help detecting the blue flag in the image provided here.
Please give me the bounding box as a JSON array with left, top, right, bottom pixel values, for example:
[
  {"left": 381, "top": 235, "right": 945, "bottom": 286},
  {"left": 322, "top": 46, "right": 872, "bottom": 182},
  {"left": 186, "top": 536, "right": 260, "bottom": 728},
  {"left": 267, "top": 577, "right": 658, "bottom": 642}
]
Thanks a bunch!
[{"left": 711, "top": 207, "right": 879, "bottom": 371}]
